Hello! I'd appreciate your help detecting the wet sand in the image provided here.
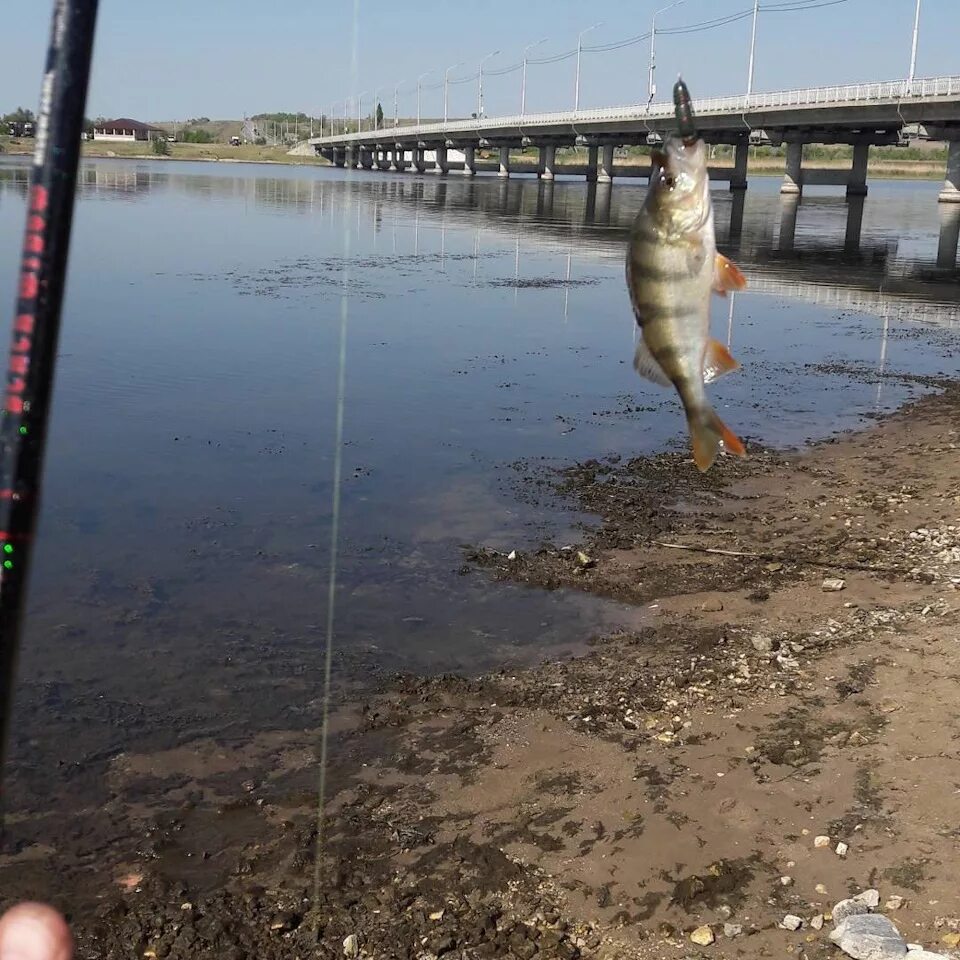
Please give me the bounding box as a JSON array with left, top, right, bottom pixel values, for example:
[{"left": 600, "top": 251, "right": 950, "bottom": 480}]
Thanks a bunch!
[{"left": 4, "top": 383, "right": 960, "bottom": 958}]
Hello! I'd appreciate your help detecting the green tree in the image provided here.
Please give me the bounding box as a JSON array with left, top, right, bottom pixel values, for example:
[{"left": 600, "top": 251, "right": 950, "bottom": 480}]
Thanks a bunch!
[
  {"left": 4, "top": 107, "right": 35, "bottom": 124},
  {"left": 151, "top": 136, "right": 170, "bottom": 156},
  {"left": 376, "top": 103, "right": 384, "bottom": 128}
]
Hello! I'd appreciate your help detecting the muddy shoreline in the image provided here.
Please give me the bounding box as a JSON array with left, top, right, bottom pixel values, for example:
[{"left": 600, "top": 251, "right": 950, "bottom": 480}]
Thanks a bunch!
[{"left": 3, "top": 386, "right": 960, "bottom": 959}]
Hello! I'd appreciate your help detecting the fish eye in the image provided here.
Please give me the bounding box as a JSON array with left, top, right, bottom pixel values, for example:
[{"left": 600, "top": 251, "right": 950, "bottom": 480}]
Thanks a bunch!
[{"left": 662, "top": 175, "right": 675, "bottom": 189}]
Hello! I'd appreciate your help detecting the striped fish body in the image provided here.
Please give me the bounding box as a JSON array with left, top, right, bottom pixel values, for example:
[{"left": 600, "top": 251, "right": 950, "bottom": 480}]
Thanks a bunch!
[
  {"left": 627, "top": 186, "right": 716, "bottom": 412},
  {"left": 626, "top": 134, "right": 747, "bottom": 472}
]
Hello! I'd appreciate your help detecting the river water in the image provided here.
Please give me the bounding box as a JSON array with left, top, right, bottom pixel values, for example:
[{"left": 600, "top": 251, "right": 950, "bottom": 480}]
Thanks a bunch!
[{"left": 0, "top": 159, "right": 958, "bottom": 825}]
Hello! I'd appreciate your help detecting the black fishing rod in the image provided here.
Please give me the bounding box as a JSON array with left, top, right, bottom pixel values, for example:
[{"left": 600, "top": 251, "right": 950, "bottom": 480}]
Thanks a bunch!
[{"left": 0, "top": 0, "right": 100, "bottom": 792}]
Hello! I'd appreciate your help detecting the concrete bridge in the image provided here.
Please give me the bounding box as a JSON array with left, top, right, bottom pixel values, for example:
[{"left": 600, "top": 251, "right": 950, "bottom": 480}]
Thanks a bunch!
[{"left": 309, "top": 74, "right": 960, "bottom": 203}]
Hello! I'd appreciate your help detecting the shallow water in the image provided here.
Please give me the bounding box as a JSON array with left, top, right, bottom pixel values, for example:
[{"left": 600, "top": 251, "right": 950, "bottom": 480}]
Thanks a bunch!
[{"left": 0, "top": 158, "right": 958, "bottom": 694}]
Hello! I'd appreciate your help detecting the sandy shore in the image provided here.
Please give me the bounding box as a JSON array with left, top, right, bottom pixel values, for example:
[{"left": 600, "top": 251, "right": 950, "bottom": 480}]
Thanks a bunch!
[{"left": 2, "top": 385, "right": 960, "bottom": 959}]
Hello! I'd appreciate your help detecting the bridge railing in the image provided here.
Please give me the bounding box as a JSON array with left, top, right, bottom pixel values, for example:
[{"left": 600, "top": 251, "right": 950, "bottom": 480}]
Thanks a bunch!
[{"left": 314, "top": 74, "right": 960, "bottom": 144}]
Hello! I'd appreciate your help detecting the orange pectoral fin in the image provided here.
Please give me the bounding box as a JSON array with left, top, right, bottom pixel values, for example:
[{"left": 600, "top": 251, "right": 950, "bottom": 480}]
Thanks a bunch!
[
  {"left": 703, "top": 338, "right": 740, "bottom": 384},
  {"left": 713, "top": 253, "right": 748, "bottom": 296}
]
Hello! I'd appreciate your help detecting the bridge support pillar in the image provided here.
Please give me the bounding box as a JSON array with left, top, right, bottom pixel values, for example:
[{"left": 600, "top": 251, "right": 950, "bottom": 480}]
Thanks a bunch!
[
  {"left": 498, "top": 146, "right": 511, "bottom": 178},
  {"left": 395, "top": 146, "right": 408, "bottom": 172},
  {"left": 730, "top": 140, "right": 749, "bottom": 191},
  {"left": 541, "top": 144, "right": 557, "bottom": 181},
  {"left": 598, "top": 144, "right": 615, "bottom": 184},
  {"left": 781, "top": 141, "right": 803, "bottom": 195},
  {"left": 388, "top": 147, "right": 400, "bottom": 172},
  {"left": 586, "top": 145, "right": 599, "bottom": 182},
  {"left": 333, "top": 148, "right": 345, "bottom": 168},
  {"left": 844, "top": 195, "right": 866, "bottom": 252},
  {"left": 728, "top": 188, "right": 746, "bottom": 242},
  {"left": 940, "top": 140, "right": 960, "bottom": 203},
  {"left": 434, "top": 146, "right": 449, "bottom": 174},
  {"left": 346, "top": 145, "right": 359, "bottom": 169},
  {"left": 463, "top": 145, "right": 477, "bottom": 176},
  {"left": 377, "top": 149, "right": 390, "bottom": 171},
  {"left": 847, "top": 143, "right": 869, "bottom": 197},
  {"left": 937, "top": 204, "right": 960, "bottom": 267},
  {"left": 414, "top": 148, "right": 426, "bottom": 174},
  {"left": 595, "top": 182, "right": 612, "bottom": 224},
  {"left": 360, "top": 148, "right": 374, "bottom": 170},
  {"left": 778, "top": 195, "right": 799, "bottom": 251}
]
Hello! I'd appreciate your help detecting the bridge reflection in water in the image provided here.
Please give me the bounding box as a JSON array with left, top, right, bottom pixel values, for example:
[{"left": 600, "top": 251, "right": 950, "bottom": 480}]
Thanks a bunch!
[{"left": 1, "top": 160, "right": 955, "bottom": 331}]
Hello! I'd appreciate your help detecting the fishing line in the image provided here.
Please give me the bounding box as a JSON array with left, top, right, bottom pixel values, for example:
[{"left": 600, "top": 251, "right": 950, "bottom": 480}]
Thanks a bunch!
[{"left": 313, "top": 0, "right": 360, "bottom": 918}]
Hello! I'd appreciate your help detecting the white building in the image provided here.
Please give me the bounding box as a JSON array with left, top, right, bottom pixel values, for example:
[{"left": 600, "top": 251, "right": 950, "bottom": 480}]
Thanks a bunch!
[{"left": 93, "top": 119, "right": 163, "bottom": 142}]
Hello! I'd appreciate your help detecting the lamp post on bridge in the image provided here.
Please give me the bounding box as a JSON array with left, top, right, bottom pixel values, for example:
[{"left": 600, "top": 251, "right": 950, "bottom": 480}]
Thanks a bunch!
[
  {"left": 649, "top": 0, "right": 684, "bottom": 103},
  {"left": 373, "top": 87, "right": 382, "bottom": 131},
  {"left": 478, "top": 50, "right": 500, "bottom": 121},
  {"left": 907, "top": 0, "right": 922, "bottom": 91},
  {"left": 575, "top": 22, "right": 603, "bottom": 112},
  {"left": 417, "top": 70, "right": 434, "bottom": 127},
  {"left": 444, "top": 63, "right": 461, "bottom": 124},
  {"left": 358, "top": 91, "right": 367, "bottom": 133},
  {"left": 521, "top": 38, "right": 548, "bottom": 116},
  {"left": 394, "top": 81, "right": 403, "bottom": 129},
  {"left": 746, "top": 0, "right": 759, "bottom": 96}
]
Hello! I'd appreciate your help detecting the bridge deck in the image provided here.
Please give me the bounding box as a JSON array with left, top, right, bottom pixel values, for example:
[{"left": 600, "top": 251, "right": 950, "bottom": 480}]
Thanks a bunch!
[{"left": 312, "top": 75, "right": 960, "bottom": 147}]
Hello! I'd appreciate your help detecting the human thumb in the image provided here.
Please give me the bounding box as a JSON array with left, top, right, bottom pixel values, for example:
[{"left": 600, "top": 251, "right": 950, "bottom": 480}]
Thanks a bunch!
[{"left": 0, "top": 903, "right": 73, "bottom": 960}]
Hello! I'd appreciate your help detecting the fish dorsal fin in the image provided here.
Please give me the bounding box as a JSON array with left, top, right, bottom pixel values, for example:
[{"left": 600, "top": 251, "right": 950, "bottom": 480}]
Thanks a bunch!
[
  {"left": 703, "top": 338, "right": 740, "bottom": 384},
  {"left": 633, "top": 336, "right": 672, "bottom": 388},
  {"left": 713, "top": 253, "right": 747, "bottom": 297}
]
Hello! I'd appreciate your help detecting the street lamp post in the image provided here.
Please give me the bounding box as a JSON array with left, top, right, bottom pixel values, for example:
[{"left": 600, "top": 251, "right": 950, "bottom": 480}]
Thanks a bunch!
[
  {"left": 908, "top": 0, "right": 922, "bottom": 89},
  {"left": 417, "top": 71, "right": 434, "bottom": 127},
  {"left": 649, "top": 1, "right": 684, "bottom": 103},
  {"left": 394, "top": 82, "right": 402, "bottom": 128},
  {"left": 575, "top": 22, "right": 603, "bottom": 112},
  {"left": 358, "top": 91, "right": 366, "bottom": 132},
  {"left": 444, "top": 63, "right": 461, "bottom": 124},
  {"left": 521, "top": 38, "right": 548, "bottom": 116},
  {"left": 478, "top": 50, "right": 500, "bottom": 120},
  {"left": 746, "top": 0, "right": 760, "bottom": 96}
]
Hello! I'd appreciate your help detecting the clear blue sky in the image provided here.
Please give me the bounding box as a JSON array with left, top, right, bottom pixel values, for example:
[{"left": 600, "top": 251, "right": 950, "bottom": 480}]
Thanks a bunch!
[{"left": 1, "top": 0, "right": 957, "bottom": 121}]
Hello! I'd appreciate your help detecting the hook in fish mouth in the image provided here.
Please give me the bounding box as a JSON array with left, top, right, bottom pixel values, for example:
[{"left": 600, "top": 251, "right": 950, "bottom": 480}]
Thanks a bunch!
[{"left": 673, "top": 76, "right": 698, "bottom": 145}]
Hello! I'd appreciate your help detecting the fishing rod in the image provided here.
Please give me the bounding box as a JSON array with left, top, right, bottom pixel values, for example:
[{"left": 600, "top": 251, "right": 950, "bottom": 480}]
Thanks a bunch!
[{"left": 0, "top": 0, "right": 100, "bottom": 793}]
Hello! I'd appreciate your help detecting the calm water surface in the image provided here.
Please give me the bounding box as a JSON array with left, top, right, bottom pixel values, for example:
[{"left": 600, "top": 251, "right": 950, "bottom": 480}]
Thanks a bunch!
[{"left": 0, "top": 157, "right": 958, "bottom": 701}]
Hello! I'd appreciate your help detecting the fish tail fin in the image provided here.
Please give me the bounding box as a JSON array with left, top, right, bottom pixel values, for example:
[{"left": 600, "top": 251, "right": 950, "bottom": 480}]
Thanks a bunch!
[{"left": 686, "top": 405, "right": 746, "bottom": 473}]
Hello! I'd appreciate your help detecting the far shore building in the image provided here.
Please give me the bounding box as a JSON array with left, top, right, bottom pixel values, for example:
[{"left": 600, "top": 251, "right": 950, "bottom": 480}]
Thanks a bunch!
[{"left": 93, "top": 119, "right": 163, "bottom": 142}]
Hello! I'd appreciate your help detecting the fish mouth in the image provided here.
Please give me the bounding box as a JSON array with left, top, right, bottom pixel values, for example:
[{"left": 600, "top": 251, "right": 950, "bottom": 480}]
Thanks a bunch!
[{"left": 653, "top": 138, "right": 700, "bottom": 192}]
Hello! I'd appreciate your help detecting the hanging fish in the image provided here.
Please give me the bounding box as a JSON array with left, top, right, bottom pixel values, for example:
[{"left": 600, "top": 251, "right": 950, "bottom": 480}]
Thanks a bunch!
[{"left": 626, "top": 77, "right": 748, "bottom": 472}]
